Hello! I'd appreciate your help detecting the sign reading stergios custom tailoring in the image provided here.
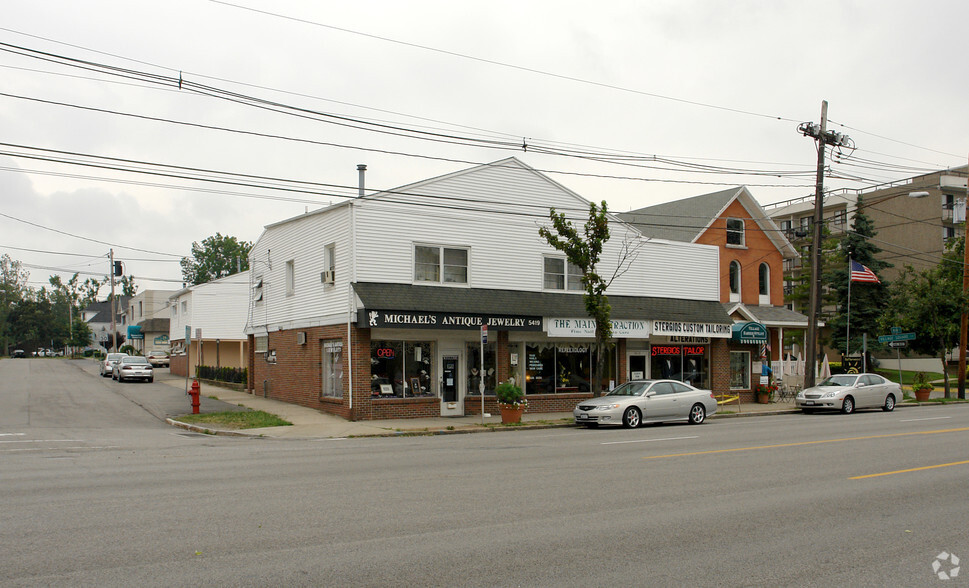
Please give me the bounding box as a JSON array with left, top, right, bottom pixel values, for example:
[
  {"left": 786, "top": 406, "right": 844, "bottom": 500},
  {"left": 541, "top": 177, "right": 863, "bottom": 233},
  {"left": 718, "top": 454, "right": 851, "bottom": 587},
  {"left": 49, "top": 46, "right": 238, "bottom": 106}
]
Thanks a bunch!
[
  {"left": 651, "top": 320, "right": 732, "bottom": 338},
  {"left": 361, "top": 310, "right": 543, "bottom": 331}
]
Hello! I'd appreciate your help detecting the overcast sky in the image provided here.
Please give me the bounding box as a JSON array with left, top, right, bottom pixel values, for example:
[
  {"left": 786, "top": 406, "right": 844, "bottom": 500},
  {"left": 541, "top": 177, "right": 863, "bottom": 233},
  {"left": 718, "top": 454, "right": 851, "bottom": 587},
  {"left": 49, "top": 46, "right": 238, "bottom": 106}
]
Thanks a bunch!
[{"left": 2, "top": 0, "right": 967, "bottom": 296}]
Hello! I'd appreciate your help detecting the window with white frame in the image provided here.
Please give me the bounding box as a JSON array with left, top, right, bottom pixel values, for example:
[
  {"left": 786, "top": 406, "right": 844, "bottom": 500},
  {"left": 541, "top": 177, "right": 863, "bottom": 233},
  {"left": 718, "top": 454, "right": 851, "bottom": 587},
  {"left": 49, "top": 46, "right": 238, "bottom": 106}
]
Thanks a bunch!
[
  {"left": 729, "top": 260, "right": 741, "bottom": 302},
  {"left": 324, "top": 244, "right": 336, "bottom": 284},
  {"left": 181, "top": 300, "right": 188, "bottom": 314},
  {"left": 253, "top": 276, "right": 264, "bottom": 303},
  {"left": 726, "top": 218, "right": 745, "bottom": 246},
  {"left": 543, "top": 257, "right": 583, "bottom": 291},
  {"left": 285, "top": 260, "right": 295, "bottom": 295},
  {"left": 414, "top": 245, "right": 468, "bottom": 284},
  {"left": 321, "top": 339, "right": 343, "bottom": 399},
  {"left": 759, "top": 262, "right": 770, "bottom": 304}
]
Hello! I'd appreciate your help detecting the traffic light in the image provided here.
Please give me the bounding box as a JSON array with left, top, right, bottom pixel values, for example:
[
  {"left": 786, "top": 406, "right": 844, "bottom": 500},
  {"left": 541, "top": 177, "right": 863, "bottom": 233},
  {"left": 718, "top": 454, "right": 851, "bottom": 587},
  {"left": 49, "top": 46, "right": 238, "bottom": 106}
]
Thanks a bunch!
[{"left": 113, "top": 261, "right": 123, "bottom": 276}]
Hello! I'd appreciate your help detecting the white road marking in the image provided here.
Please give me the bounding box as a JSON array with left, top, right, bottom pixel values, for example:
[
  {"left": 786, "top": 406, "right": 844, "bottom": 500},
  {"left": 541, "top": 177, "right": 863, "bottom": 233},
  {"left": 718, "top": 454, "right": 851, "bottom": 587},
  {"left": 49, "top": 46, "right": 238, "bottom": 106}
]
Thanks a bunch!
[
  {"left": 0, "top": 446, "right": 120, "bottom": 452},
  {"left": 601, "top": 435, "right": 699, "bottom": 445},
  {"left": 899, "top": 416, "right": 953, "bottom": 423},
  {"left": 0, "top": 433, "right": 25, "bottom": 437},
  {"left": 0, "top": 439, "right": 85, "bottom": 444}
]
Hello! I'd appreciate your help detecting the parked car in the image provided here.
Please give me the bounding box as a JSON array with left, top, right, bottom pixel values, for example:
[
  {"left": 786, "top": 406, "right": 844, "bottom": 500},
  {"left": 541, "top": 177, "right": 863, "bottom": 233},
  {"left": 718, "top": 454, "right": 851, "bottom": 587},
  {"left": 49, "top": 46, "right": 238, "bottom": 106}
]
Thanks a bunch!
[
  {"left": 795, "top": 373, "right": 900, "bottom": 414},
  {"left": 99, "top": 353, "right": 128, "bottom": 377},
  {"left": 146, "top": 350, "right": 170, "bottom": 367},
  {"left": 11, "top": 349, "right": 26, "bottom": 358},
  {"left": 113, "top": 356, "right": 154, "bottom": 383},
  {"left": 574, "top": 379, "right": 718, "bottom": 428}
]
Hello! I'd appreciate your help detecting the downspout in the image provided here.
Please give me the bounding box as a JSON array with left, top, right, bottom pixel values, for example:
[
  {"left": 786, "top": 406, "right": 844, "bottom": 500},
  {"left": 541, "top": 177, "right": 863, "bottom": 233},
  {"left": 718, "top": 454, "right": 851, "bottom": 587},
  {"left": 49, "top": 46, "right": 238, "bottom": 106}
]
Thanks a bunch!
[{"left": 347, "top": 164, "right": 365, "bottom": 417}]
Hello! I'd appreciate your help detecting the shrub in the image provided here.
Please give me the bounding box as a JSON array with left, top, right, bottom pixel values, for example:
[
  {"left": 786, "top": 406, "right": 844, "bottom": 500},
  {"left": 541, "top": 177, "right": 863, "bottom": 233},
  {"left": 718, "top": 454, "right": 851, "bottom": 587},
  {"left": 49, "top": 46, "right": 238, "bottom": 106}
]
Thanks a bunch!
[{"left": 197, "top": 365, "right": 248, "bottom": 384}]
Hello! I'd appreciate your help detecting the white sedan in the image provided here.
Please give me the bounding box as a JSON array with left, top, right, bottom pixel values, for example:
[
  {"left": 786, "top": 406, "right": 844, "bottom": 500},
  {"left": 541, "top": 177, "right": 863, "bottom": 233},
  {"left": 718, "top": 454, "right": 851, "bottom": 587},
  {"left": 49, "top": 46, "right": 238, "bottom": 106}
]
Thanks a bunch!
[
  {"left": 796, "top": 373, "right": 901, "bottom": 414},
  {"left": 573, "top": 379, "right": 718, "bottom": 428}
]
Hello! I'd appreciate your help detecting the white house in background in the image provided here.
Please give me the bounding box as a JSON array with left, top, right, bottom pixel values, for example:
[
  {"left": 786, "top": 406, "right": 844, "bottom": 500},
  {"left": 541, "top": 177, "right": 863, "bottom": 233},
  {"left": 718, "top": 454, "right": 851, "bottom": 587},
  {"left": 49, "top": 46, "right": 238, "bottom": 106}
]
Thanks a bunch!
[
  {"left": 118, "top": 289, "right": 177, "bottom": 354},
  {"left": 245, "top": 157, "right": 735, "bottom": 421},
  {"left": 82, "top": 296, "right": 130, "bottom": 351},
  {"left": 169, "top": 274, "right": 250, "bottom": 378}
]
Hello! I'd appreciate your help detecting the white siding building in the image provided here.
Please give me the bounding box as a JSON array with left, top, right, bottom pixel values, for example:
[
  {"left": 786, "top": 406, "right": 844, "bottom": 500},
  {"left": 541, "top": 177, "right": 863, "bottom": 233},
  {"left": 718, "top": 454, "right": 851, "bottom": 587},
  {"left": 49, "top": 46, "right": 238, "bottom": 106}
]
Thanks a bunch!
[
  {"left": 169, "top": 274, "right": 249, "bottom": 378},
  {"left": 246, "top": 158, "right": 733, "bottom": 420}
]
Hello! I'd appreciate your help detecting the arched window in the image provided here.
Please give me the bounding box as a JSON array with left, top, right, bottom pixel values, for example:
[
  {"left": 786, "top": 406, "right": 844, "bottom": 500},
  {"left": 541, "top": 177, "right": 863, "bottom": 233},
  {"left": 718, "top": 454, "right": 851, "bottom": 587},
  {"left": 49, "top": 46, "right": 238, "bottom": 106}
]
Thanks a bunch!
[
  {"left": 729, "top": 260, "right": 741, "bottom": 302},
  {"left": 759, "top": 263, "right": 770, "bottom": 304}
]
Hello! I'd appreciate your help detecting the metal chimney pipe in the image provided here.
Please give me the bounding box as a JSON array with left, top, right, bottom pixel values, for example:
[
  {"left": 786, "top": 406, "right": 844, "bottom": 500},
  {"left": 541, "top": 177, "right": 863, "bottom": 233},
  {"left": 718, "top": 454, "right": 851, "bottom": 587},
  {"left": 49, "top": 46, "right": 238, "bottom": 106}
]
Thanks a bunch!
[{"left": 357, "top": 164, "right": 366, "bottom": 198}]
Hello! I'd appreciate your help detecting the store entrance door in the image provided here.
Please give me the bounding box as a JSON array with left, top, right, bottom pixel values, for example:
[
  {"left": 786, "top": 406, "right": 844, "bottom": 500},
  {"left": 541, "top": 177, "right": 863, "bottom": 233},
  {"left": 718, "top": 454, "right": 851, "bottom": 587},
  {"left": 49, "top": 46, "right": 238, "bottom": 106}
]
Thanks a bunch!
[
  {"left": 440, "top": 352, "right": 463, "bottom": 416},
  {"left": 628, "top": 353, "right": 648, "bottom": 381}
]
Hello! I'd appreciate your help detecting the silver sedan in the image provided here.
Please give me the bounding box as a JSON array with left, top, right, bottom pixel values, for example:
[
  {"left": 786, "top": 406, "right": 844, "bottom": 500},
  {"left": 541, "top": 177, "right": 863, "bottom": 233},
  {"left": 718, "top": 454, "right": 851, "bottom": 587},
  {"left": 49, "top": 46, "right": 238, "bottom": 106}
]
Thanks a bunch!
[
  {"left": 573, "top": 379, "right": 718, "bottom": 428},
  {"left": 796, "top": 373, "right": 900, "bottom": 414}
]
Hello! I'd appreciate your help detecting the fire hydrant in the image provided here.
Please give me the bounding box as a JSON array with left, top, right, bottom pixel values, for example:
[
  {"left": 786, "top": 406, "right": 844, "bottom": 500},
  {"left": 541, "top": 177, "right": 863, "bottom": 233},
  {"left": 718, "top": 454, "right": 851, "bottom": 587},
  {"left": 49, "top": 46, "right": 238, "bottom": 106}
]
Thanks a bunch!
[{"left": 189, "top": 380, "right": 201, "bottom": 414}]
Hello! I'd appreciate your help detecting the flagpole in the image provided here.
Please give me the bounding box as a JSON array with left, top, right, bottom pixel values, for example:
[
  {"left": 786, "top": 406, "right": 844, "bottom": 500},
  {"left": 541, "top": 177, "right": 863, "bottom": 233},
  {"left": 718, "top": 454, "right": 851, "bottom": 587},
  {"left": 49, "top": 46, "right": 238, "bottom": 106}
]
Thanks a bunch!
[{"left": 846, "top": 257, "right": 852, "bottom": 361}]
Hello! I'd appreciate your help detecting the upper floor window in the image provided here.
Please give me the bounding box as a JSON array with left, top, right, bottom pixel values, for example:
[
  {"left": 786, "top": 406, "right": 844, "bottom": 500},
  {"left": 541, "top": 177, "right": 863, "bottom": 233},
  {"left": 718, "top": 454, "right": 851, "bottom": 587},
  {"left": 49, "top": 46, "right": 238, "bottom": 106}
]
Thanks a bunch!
[
  {"left": 181, "top": 300, "right": 188, "bottom": 314},
  {"left": 832, "top": 210, "right": 846, "bottom": 228},
  {"left": 544, "top": 257, "right": 583, "bottom": 291},
  {"left": 323, "top": 244, "right": 336, "bottom": 284},
  {"left": 759, "top": 263, "right": 770, "bottom": 304},
  {"left": 286, "top": 260, "right": 296, "bottom": 296},
  {"left": 253, "top": 276, "right": 264, "bottom": 303},
  {"left": 415, "top": 245, "right": 468, "bottom": 284},
  {"left": 729, "top": 260, "right": 741, "bottom": 302},
  {"left": 726, "top": 218, "right": 745, "bottom": 246}
]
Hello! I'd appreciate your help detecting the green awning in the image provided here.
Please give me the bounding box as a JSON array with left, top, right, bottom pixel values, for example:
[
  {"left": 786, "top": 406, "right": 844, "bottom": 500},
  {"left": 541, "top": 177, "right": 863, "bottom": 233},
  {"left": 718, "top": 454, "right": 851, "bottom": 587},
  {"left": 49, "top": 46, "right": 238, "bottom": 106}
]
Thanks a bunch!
[{"left": 731, "top": 321, "right": 767, "bottom": 344}]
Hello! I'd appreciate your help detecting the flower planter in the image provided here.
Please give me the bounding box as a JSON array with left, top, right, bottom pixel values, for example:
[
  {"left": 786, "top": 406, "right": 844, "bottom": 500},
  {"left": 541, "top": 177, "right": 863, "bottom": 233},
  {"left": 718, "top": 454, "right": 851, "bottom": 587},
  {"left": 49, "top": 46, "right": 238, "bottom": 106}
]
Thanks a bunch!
[
  {"left": 913, "top": 389, "right": 931, "bottom": 402},
  {"left": 499, "top": 405, "right": 524, "bottom": 424},
  {"left": 756, "top": 393, "right": 770, "bottom": 404}
]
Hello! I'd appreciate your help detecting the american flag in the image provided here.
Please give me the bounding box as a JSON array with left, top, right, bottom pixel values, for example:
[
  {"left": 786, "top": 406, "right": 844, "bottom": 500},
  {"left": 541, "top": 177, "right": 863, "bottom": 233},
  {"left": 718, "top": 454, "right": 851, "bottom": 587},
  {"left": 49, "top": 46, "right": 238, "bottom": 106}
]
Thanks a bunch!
[{"left": 850, "top": 259, "right": 880, "bottom": 283}]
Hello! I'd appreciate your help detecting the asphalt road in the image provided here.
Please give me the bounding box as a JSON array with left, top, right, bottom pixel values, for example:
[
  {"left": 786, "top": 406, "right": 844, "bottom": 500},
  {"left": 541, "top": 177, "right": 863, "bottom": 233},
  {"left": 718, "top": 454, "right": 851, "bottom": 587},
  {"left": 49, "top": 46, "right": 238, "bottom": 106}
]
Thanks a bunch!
[{"left": 2, "top": 358, "right": 968, "bottom": 587}]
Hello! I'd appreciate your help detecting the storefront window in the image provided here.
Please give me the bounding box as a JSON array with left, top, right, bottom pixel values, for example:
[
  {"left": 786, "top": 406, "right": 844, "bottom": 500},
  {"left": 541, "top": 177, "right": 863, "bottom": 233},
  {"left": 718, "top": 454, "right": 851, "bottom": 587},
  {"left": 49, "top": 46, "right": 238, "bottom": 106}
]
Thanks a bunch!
[
  {"left": 321, "top": 340, "right": 343, "bottom": 399},
  {"left": 370, "top": 340, "right": 435, "bottom": 397},
  {"left": 730, "top": 351, "right": 750, "bottom": 389},
  {"left": 465, "top": 342, "right": 496, "bottom": 395},
  {"left": 525, "top": 344, "right": 555, "bottom": 394},
  {"left": 557, "top": 345, "right": 592, "bottom": 392},
  {"left": 525, "top": 343, "right": 616, "bottom": 394},
  {"left": 651, "top": 345, "right": 709, "bottom": 388}
]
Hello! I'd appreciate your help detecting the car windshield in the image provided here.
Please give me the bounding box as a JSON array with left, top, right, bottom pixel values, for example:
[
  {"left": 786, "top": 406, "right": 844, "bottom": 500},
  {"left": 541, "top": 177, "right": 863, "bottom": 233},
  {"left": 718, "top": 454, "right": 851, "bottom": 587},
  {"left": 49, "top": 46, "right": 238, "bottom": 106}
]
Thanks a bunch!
[
  {"left": 123, "top": 357, "right": 150, "bottom": 365},
  {"left": 819, "top": 375, "right": 858, "bottom": 387},
  {"left": 107, "top": 354, "right": 127, "bottom": 361},
  {"left": 606, "top": 381, "right": 652, "bottom": 397}
]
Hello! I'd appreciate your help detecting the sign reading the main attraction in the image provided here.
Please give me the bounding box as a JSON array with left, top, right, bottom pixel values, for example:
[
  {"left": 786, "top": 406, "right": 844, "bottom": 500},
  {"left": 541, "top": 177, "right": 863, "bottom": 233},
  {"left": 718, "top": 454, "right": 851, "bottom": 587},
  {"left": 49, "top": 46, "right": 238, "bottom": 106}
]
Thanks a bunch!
[
  {"left": 361, "top": 309, "right": 542, "bottom": 331},
  {"left": 547, "top": 318, "right": 650, "bottom": 338},
  {"left": 651, "top": 320, "right": 733, "bottom": 338}
]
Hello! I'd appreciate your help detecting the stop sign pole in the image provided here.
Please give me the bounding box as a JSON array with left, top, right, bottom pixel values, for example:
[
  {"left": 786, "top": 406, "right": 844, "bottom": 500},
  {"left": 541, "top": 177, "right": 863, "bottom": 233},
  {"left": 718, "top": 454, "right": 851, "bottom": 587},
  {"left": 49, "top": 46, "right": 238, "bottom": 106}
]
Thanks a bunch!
[{"left": 480, "top": 325, "right": 487, "bottom": 423}]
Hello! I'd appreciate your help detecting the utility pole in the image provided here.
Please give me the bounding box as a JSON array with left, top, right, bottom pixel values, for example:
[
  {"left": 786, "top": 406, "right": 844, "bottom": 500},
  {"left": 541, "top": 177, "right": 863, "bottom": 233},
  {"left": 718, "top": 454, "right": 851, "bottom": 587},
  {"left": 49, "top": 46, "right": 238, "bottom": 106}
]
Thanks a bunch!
[
  {"left": 110, "top": 249, "right": 117, "bottom": 353},
  {"left": 959, "top": 152, "right": 969, "bottom": 400},
  {"left": 798, "top": 101, "right": 852, "bottom": 389}
]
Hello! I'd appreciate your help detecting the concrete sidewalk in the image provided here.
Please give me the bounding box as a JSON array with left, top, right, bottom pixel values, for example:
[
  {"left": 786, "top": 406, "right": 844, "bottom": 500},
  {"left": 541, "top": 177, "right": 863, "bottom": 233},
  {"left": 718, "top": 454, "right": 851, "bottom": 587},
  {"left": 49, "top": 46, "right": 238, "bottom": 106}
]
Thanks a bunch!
[{"left": 73, "top": 359, "right": 951, "bottom": 439}]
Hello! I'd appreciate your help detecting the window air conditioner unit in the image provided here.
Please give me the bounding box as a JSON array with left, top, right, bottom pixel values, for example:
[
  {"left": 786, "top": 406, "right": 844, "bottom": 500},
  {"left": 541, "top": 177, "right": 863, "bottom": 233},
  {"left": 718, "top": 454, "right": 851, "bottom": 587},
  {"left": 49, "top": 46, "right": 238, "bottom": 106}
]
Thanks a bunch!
[
  {"left": 321, "top": 270, "right": 335, "bottom": 284},
  {"left": 297, "top": 331, "right": 307, "bottom": 345}
]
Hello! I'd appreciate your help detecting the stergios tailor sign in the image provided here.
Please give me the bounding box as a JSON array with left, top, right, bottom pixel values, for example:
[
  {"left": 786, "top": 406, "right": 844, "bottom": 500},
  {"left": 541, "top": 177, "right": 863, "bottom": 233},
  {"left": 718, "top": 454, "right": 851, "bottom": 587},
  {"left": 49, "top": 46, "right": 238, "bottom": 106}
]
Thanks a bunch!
[{"left": 360, "top": 309, "right": 542, "bottom": 331}]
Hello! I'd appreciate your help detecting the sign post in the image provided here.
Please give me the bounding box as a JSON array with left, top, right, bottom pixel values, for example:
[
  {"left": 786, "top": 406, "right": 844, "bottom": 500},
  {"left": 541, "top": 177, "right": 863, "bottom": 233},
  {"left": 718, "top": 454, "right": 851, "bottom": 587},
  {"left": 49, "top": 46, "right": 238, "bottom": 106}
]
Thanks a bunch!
[
  {"left": 878, "top": 327, "right": 916, "bottom": 386},
  {"left": 480, "top": 325, "right": 487, "bottom": 423},
  {"left": 184, "top": 325, "right": 191, "bottom": 396}
]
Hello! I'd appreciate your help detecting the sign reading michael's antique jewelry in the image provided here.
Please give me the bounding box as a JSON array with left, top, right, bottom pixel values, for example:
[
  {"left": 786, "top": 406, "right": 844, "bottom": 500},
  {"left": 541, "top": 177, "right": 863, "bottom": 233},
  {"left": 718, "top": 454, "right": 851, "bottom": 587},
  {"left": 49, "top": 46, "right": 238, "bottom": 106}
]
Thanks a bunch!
[{"left": 361, "top": 309, "right": 542, "bottom": 331}]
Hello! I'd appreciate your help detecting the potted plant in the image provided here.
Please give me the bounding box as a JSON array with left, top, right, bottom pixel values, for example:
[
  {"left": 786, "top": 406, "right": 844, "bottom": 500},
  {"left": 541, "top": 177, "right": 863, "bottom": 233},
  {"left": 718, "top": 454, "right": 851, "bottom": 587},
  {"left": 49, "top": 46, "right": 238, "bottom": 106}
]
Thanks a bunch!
[
  {"left": 911, "top": 371, "right": 933, "bottom": 402},
  {"left": 753, "top": 382, "right": 777, "bottom": 404},
  {"left": 495, "top": 381, "right": 528, "bottom": 424}
]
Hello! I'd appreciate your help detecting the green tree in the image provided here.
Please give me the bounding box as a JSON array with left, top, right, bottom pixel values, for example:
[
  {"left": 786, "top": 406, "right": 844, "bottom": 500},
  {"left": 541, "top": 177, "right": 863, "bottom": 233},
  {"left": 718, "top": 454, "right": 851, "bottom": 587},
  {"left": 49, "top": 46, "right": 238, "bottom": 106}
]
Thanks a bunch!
[
  {"left": 539, "top": 202, "right": 640, "bottom": 396},
  {"left": 880, "top": 238, "right": 968, "bottom": 398},
  {"left": 119, "top": 274, "right": 138, "bottom": 297},
  {"left": 824, "top": 196, "right": 891, "bottom": 357},
  {"left": 1, "top": 254, "right": 30, "bottom": 354},
  {"left": 180, "top": 233, "right": 252, "bottom": 285}
]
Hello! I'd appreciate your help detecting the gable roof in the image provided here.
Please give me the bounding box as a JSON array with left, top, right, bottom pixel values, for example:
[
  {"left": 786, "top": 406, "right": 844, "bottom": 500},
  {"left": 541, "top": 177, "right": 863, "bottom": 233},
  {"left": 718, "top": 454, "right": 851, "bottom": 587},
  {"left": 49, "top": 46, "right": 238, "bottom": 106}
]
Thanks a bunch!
[
  {"left": 618, "top": 186, "right": 798, "bottom": 258},
  {"left": 82, "top": 297, "right": 131, "bottom": 324}
]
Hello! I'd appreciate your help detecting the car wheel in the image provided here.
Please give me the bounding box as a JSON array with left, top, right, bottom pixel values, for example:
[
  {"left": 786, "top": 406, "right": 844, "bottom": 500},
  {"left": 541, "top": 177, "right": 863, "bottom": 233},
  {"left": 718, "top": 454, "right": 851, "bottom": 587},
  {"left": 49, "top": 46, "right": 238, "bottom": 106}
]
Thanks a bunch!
[
  {"left": 841, "top": 396, "right": 855, "bottom": 414},
  {"left": 148, "top": 377, "right": 154, "bottom": 384},
  {"left": 688, "top": 403, "right": 706, "bottom": 425},
  {"left": 882, "top": 394, "right": 896, "bottom": 412},
  {"left": 622, "top": 407, "right": 641, "bottom": 429}
]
